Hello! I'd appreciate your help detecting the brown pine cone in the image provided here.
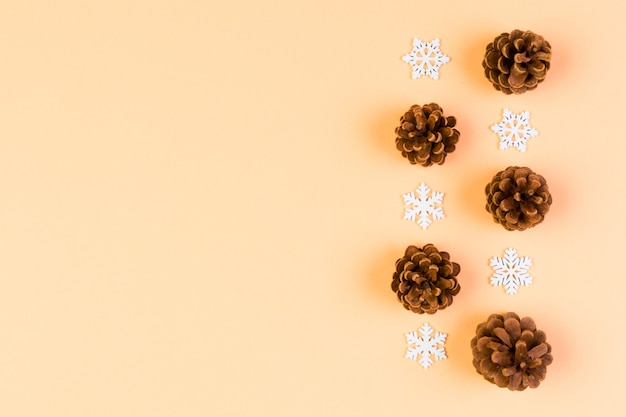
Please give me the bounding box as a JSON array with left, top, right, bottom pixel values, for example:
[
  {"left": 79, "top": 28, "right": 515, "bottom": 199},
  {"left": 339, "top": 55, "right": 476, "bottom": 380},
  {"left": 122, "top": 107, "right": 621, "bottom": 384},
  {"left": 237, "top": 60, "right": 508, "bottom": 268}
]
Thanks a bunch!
[
  {"left": 471, "top": 312, "right": 553, "bottom": 391},
  {"left": 395, "top": 104, "right": 460, "bottom": 167},
  {"left": 391, "top": 244, "right": 461, "bottom": 314},
  {"left": 485, "top": 166, "right": 552, "bottom": 231},
  {"left": 482, "top": 30, "right": 551, "bottom": 94}
]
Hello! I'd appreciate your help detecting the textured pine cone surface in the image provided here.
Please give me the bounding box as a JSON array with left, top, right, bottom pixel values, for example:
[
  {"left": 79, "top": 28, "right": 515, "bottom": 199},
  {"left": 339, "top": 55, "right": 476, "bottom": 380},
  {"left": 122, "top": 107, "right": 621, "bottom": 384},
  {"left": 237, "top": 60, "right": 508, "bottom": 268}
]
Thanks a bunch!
[
  {"left": 485, "top": 166, "right": 552, "bottom": 231},
  {"left": 391, "top": 244, "right": 461, "bottom": 314},
  {"left": 471, "top": 312, "right": 553, "bottom": 391},
  {"left": 482, "top": 30, "right": 551, "bottom": 94},
  {"left": 395, "top": 103, "right": 460, "bottom": 167}
]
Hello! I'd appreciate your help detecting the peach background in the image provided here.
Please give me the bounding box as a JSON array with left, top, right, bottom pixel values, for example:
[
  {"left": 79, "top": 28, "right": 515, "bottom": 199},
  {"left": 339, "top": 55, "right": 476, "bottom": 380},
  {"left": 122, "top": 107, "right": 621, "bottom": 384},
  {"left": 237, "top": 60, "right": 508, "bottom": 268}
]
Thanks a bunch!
[{"left": 1, "top": 0, "right": 625, "bottom": 416}]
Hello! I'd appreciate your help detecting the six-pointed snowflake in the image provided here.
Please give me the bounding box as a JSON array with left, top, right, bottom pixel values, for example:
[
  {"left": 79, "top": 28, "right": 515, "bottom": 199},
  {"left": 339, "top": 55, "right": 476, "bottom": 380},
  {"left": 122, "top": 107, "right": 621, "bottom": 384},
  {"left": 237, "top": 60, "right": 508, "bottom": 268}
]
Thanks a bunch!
[
  {"left": 402, "top": 182, "right": 444, "bottom": 230},
  {"left": 402, "top": 38, "right": 450, "bottom": 80},
  {"left": 405, "top": 323, "right": 447, "bottom": 369},
  {"left": 490, "top": 248, "right": 533, "bottom": 295},
  {"left": 491, "top": 108, "right": 538, "bottom": 152}
]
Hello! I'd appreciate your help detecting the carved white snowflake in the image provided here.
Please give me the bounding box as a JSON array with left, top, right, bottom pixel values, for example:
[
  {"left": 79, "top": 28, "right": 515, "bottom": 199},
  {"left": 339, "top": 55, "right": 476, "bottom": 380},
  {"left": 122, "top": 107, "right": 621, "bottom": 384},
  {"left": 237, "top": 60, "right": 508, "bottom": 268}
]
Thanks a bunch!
[
  {"left": 491, "top": 108, "right": 538, "bottom": 152},
  {"left": 490, "top": 248, "right": 533, "bottom": 295},
  {"left": 402, "top": 182, "right": 444, "bottom": 230},
  {"left": 402, "top": 38, "right": 450, "bottom": 80},
  {"left": 405, "top": 323, "right": 447, "bottom": 369}
]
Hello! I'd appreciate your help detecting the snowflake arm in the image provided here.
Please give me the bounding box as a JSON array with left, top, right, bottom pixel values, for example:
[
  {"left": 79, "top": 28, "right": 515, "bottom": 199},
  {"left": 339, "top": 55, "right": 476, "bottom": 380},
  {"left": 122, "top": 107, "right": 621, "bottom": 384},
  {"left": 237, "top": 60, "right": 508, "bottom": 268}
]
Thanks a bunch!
[
  {"left": 419, "top": 351, "right": 434, "bottom": 369},
  {"left": 402, "top": 183, "right": 445, "bottom": 230},
  {"left": 405, "top": 323, "right": 447, "bottom": 369},
  {"left": 491, "top": 108, "right": 538, "bottom": 152},
  {"left": 402, "top": 38, "right": 450, "bottom": 80},
  {"left": 490, "top": 248, "right": 533, "bottom": 295},
  {"left": 402, "top": 193, "right": 419, "bottom": 221},
  {"left": 430, "top": 191, "right": 444, "bottom": 220}
]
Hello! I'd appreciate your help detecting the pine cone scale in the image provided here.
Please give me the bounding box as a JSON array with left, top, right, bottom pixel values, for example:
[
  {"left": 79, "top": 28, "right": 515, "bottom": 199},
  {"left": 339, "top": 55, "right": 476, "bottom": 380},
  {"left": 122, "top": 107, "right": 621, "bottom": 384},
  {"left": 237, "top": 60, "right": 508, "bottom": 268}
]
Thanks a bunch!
[
  {"left": 500, "top": 197, "right": 516, "bottom": 211},
  {"left": 528, "top": 343, "right": 549, "bottom": 359},
  {"left": 504, "top": 317, "right": 521, "bottom": 339},
  {"left": 485, "top": 50, "right": 499, "bottom": 67},
  {"left": 509, "top": 64, "right": 527, "bottom": 88},
  {"left": 476, "top": 336, "right": 492, "bottom": 351},
  {"left": 504, "top": 209, "right": 520, "bottom": 225},
  {"left": 507, "top": 372, "right": 522, "bottom": 390},
  {"left": 491, "top": 351, "right": 513, "bottom": 366},
  {"left": 493, "top": 372, "right": 508, "bottom": 388},
  {"left": 497, "top": 57, "right": 510, "bottom": 74},
  {"left": 495, "top": 35, "right": 508, "bottom": 50},
  {"left": 520, "top": 316, "right": 536, "bottom": 331},
  {"left": 493, "top": 327, "right": 513, "bottom": 347},
  {"left": 529, "top": 61, "right": 546, "bottom": 77}
]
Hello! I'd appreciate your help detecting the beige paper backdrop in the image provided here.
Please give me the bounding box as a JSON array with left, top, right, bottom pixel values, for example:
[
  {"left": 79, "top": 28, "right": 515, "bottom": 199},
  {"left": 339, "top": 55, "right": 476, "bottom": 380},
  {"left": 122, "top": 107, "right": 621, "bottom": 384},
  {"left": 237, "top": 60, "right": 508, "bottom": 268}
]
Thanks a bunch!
[{"left": 1, "top": 0, "right": 625, "bottom": 415}]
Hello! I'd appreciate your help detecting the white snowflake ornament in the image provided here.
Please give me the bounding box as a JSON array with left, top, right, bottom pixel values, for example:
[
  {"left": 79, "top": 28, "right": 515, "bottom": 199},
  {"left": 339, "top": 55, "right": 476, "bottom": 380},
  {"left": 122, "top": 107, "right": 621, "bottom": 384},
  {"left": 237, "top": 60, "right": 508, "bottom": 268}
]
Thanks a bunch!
[
  {"left": 402, "top": 182, "right": 444, "bottom": 230},
  {"left": 402, "top": 38, "right": 450, "bottom": 80},
  {"left": 405, "top": 323, "right": 447, "bottom": 369},
  {"left": 490, "top": 248, "right": 533, "bottom": 295},
  {"left": 491, "top": 108, "right": 538, "bottom": 152}
]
